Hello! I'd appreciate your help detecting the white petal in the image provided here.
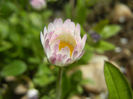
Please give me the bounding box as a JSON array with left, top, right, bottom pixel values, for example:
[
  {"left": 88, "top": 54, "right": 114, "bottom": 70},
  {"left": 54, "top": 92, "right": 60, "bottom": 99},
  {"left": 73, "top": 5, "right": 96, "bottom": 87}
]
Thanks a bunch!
[
  {"left": 43, "top": 26, "right": 47, "bottom": 36},
  {"left": 48, "top": 23, "right": 54, "bottom": 32},
  {"left": 63, "top": 19, "right": 71, "bottom": 29},
  {"left": 76, "top": 51, "right": 85, "bottom": 60},
  {"left": 40, "top": 32, "right": 44, "bottom": 47},
  {"left": 81, "top": 34, "right": 87, "bottom": 50},
  {"left": 60, "top": 47, "right": 70, "bottom": 57},
  {"left": 54, "top": 18, "right": 63, "bottom": 28},
  {"left": 53, "top": 18, "right": 58, "bottom": 25},
  {"left": 69, "top": 22, "right": 75, "bottom": 35},
  {"left": 75, "top": 23, "right": 80, "bottom": 36},
  {"left": 56, "top": 18, "right": 63, "bottom": 25}
]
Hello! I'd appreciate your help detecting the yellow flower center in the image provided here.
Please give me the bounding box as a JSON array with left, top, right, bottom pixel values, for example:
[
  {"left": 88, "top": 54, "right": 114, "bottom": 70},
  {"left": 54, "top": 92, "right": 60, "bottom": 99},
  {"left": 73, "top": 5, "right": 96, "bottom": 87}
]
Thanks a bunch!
[
  {"left": 57, "top": 33, "right": 76, "bottom": 57},
  {"left": 59, "top": 41, "right": 74, "bottom": 57}
]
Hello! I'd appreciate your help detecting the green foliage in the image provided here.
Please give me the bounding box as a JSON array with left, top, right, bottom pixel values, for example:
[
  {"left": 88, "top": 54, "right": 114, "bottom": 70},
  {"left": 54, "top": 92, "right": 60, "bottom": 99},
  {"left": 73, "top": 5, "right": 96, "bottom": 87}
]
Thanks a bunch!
[
  {"left": 86, "top": 0, "right": 99, "bottom": 7},
  {"left": 1, "top": 60, "right": 27, "bottom": 76},
  {"left": 100, "top": 25, "right": 121, "bottom": 39},
  {"left": 33, "top": 64, "right": 56, "bottom": 87},
  {"left": 0, "top": 0, "right": 126, "bottom": 98},
  {"left": 93, "top": 19, "right": 121, "bottom": 39},
  {"left": 62, "top": 70, "right": 84, "bottom": 99},
  {"left": 75, "top": 0, "right": 88, "bottom": 25},
  {"left": 104, "top": 61, "right": 133, "bottom": 99},
  {"left": 64, "top": 3, "right": 73, "bottom": 19},
  {"left": 93, "top": 40, "right": 115, "bottom": 53},
  {"left": 93, "top": 19, "right": 109, "bottom": 32}
]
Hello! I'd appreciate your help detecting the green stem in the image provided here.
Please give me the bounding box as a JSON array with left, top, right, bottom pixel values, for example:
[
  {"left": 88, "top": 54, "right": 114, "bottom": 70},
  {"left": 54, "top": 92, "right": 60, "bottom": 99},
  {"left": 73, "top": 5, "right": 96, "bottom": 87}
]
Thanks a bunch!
[{"left": 56, "top": 67, "right": 63, "bottom": 99}]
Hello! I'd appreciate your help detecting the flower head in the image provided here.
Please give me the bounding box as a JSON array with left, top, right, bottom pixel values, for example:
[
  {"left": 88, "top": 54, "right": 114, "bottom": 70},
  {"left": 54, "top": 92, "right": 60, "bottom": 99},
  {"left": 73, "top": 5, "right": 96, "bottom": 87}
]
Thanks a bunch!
[
  {"left": 30, "top": 0, "right": 46, "bottom": 10},
  {"left": 41, "top": 18, "right": 87, "bottom": 66}
]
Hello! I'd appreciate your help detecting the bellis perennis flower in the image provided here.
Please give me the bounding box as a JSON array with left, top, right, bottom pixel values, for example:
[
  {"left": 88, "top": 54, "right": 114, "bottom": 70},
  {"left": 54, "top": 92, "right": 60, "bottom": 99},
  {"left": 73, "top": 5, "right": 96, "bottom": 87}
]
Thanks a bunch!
[
  {"left": 30, "top": 0, "right": 46, "bottom": 10},
  {"left": 40, "top": 18, "right": 87, "bottom": 66}
]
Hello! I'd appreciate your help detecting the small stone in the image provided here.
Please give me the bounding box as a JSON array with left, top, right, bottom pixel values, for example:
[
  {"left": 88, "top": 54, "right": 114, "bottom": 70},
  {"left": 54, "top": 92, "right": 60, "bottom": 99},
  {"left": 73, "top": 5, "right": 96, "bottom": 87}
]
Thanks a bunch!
[
  {"left": 90, "top": 92, "right": 108, "bottom": 99},
  {"left": 5, "top": 76, "right": 16, "bottom": 82},
  {"left": 21, "top": 95, "right": 28, "bottom": 99},
  {"left": 27, "top": 89, "right": 39, "bottom": 99},
  {"left": 69, "top": 95, "right": 81, "bottom": 99},
  {"left": 111, "top": 3, "right": 133, "bottom": 23},
  {"left": 115, "top": 47, "right": 122, "bottom": 53},
  {"left": 120, "top": 66, "right": 126, "bottom": 74},
  {"left": 120, "top": 38, "right": 128, "bottom": 45},
  {"left": 80, "top": 55, "right": 108, "bottom": 93},
  {"left": 69, "top": 95, "right": 91, "bottom": 99},
  {"left": 15, "top": 84, "right": 27, "bottom": 94}
]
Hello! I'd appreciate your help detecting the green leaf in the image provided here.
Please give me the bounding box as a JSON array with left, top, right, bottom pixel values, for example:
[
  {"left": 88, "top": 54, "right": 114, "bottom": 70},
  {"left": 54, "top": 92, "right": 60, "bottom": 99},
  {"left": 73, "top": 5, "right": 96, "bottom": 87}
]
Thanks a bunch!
[
  {"left": 86, "top": 0, "right": 98, "bottom": 7},
  {"left": 94, "top": 40, "right": 115, "bottom": 53},
  {"left": 100, "top": 25, "right": 121, "bottom": 39},
  {"left": 104, "top": 61, "right": 133, "bottom": 99},
  {"left": 1, "top": 60, "right": 27, "bottom": 76},
  {"left": 64, "top": 3, "right": 72, "bottom": 19},
  {"left": 0, "top": 41, "right": 12, "bottom": 52},
  {"left": 33, "top": 64, "right": 55, "bottom": 87},
  {"left": 0, "top": 2, "right": 17, "bottom": 18},
  {"left": 0, "top": 95, "right": 2, "bottom": 99},
  {"left": 75, "top": 0, "right": 87, "bottom": 25},
  {"left": 93, "top": 19, "right": 109, "bottom": 32},
  {"left": 0, "top": 21, "right": 9, "bottom": 39}
]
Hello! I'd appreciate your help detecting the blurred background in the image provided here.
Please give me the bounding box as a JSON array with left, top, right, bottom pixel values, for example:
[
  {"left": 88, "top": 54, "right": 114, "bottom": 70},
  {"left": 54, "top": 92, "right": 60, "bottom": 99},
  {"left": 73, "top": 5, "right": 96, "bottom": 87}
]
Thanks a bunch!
[{"left": 0, "top": 0, "right": 133, "bottom": 99}]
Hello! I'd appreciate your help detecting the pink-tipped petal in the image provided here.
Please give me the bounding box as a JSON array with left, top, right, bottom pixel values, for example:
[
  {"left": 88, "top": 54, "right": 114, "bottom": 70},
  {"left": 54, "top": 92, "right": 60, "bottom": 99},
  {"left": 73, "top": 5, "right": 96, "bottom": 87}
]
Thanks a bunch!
[
  {"left": 66, "top": 58, "right": 71, "bottom": 62},
  {"left": 53, "top": 40, "right": 60, "bottom": 53},
  {"left": 63, "top": 54, "right": 67, "bottom": 59},
  {"left": 77, "top": 50, "right": 85, "bottom": 60},
  {"left": 75, "top": 24, "right": 81, "bottom": 43},
  {"left": 46, "top": 31, "right": 54, "bottom": 41},
  {"left": 63, "top": 19, "right": 72, "bottom": 31},
  {"left": 54, "top": 18, "right": 63, "bottom": 28},
  {"left": 69, "top": 22, "right": 75, "bottom": 35},
  {"left": 49, "top": 33, "right": 58, "bottom": 43},
  {"left": 64, "top": 19, "right": 71, "bottom": 24},
  {"left": 65, "top": 58, "right": 73, "bottom": 65},
  {"left": 53, "top": 18, "right": 58, "bottom": 24},
  {"left": 48, "top": 23, "right": 54, "bottom": 32},
  {"left": 75, "top": 23, "right": 80, "bottom": 36},
  {"left": 72, "top": 50, "right": 78, "bottom": 59},
  {"left": 56, "top": 18, "right": 63, "bottom": 25},
  {"left": 56, "top": 54, "right": 62, "bottom": 63},
  {"left": 81, "top": 34, "right": 87, "bottom": 50},
  {"left": 45, "top": 39, "right": 50, "bottom": 51},
  {"left": 49, "top": 56, "right": 56, "bottom": 64},
  {"left": 60, "top": 47, "right": 70, "bottom": 57}
]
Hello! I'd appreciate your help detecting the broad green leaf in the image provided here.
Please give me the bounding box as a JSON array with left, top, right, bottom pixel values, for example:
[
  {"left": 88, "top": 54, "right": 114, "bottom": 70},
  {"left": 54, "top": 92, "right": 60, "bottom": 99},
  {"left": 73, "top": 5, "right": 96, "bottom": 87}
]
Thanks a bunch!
[
  {"left": 86, "top": 0, "right": 98, "bottom": 7},
  {"left": 1, "top": 60, "right": 27, "bottom": 76},
  {"left": 33, "top": 64, "right": 55, "bottom": 87},
  {"left": 29, "top": 13, "right": 42, "bottom": 27},
  {"left": 9, "top": 14, "right": 19, "bottom": 25},
  {"left": 100, "top": 25, "right": 121, "bottom": 39},
  {"left": 75, "top": 0, "right": 87, "bottom": 25},
  {"left": 0, "top": 2, "right": 17, "bottom": 18},
  {"left": 42, "top": 10, "right": 53, "bottom": 22},
  {"left": 0, "top": 41, "right": 12, "bottom": 52},
  {"left": 0, "top": 22, "right": 9, "bottom": 39},
  {"left": 94, "top": 40, "right": 115, "bottom": 53},
  {"left": 93, "top": 19, "right": 109, "bottom": 32},
  {"left": 64, "top": 3, "right": 72, "bottom": 19},
  {"left": 104, "top": 61, "right": 133, "bottom": 99},
  {"left": 0, "top": 95, "right": 2, "bottom": 99}
]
